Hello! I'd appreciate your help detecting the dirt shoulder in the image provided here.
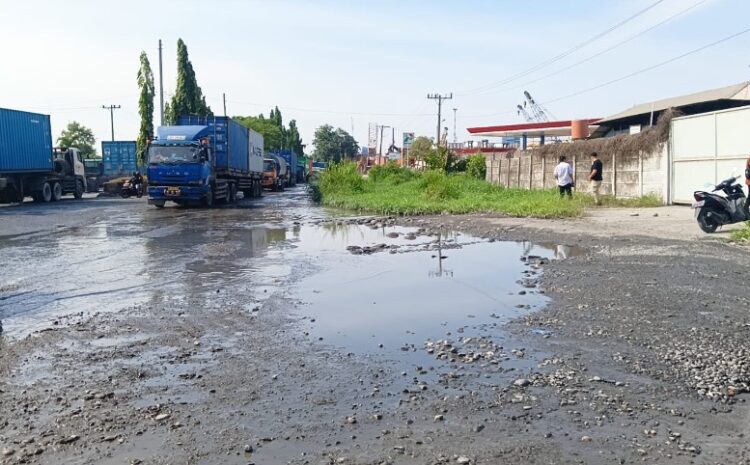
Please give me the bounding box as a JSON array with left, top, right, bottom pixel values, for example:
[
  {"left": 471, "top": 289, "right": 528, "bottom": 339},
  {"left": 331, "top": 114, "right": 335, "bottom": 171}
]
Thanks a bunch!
[{"left": 439, "top": 205, "right": 743, "bottom": 243}]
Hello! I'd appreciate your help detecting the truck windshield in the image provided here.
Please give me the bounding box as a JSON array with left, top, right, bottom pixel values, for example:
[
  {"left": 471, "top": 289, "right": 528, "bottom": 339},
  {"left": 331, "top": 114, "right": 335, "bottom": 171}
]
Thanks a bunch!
[
  {"left": 264, "top": 160, "right": 275, "bottom": 172},
  {"left": 149, "top": 145, "right": 200, "bottom": 164}
]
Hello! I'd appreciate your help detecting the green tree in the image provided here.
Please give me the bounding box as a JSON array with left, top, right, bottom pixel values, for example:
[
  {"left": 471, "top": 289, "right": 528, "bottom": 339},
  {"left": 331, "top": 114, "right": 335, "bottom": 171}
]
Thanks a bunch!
[
  {"left": 312, "top": 125, "right": 358, "bottom": 162},
  {"left": 167, "top": 38, "right": 212, "bottom": 122},
  {"left": 409, "top": 136, "right": 434, "bottom": 163},
  {"left": 57, "top": 121, "right": 96, "bottom": 158},
  {"left": 287, "top": 119, "right": 304, "bottom": 155},
  {"left": 234, "top": 115, "right": 284, "bottom": 151},
  {"left": 136, "top": 51, "right": 155, "bottom": 164},
  {"left": 424, "top": 146, "right": 454, "bottom": 172}
]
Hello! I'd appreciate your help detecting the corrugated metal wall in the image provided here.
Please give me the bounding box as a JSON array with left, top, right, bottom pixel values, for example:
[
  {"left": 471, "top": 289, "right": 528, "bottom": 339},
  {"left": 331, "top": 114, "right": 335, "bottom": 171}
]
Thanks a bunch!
[
  {"left": 0, "top": 108, "right": 53, "bottom": 173},
  {"left": 102, "top": 141, "right": 137, "bottom": 176}
]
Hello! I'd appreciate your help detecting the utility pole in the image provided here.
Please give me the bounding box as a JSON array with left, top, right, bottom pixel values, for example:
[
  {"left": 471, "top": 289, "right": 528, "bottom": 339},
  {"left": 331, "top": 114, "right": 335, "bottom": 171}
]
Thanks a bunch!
[
  {"left": 223, "top": 93, "right": 227, "bottom": 117},
  {"left": 378, "top": 125, "right": 389, "bottom": 156},
  {"left": 452, "top": 108, "right": 458, "bottom": 143},
  {"left": 158, "top": 39, "right": 164, "bottom": 126},
  {"left": 101, "top": 105, "right": 121, "bottom": 141},
  {"left": 427, "top": 93, "right": 452, "bottom": 147}
]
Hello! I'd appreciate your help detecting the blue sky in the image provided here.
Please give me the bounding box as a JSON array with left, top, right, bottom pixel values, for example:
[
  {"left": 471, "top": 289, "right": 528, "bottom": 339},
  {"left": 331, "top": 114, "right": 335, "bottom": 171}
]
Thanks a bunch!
[{"left": 0, "top": 0, "right": 748, "bottom": 153}]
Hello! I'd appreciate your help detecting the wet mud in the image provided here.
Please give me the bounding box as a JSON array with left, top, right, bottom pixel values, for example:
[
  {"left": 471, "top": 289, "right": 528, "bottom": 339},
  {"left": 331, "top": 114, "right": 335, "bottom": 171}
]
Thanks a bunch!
[{"left": 1, "top": 189, "right": 750, "bottom": 464}]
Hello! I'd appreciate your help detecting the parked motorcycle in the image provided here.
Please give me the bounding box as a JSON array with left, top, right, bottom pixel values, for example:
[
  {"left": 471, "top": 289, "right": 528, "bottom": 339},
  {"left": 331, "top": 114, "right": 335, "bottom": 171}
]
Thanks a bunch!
[
  {"left": 692, "top": 175, "right": 749, "bottom": 233},
  {"left": 120, "top": 180, "right": 143, "bottom": 199}
]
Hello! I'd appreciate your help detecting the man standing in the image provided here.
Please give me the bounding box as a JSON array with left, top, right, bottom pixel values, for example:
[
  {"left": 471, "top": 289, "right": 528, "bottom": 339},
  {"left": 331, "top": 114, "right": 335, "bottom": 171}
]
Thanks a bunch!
[
  {"left": 589, "top": 152, "right": 603, "bottom": 205},
  {"left": 553, "top": 155, "right": 574, "bottom": 199}
]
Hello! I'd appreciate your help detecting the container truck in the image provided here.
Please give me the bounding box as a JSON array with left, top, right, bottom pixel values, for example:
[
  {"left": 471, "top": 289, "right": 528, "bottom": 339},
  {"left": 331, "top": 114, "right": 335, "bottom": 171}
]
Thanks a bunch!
[
  {"left": 262, "top": 157, "right": 284, "bottom": 191},
  {"left": 273, "top": 150, "right": 298, "bottom": 187},
  {"left": 146, "top": 115, "right": 263, "bottom": 208},
  {"left": 102, "top": 141, "right": 137, "bottom": 177},
  {"left": 268, "top": 154, "right": 289, "bottom": 188},
  {"left": 0, "top": 108, "right": 87, "bottom": 204}
]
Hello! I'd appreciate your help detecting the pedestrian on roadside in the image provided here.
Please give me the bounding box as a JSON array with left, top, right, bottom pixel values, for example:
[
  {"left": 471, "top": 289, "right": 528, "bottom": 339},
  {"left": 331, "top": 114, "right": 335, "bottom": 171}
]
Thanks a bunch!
[
  {"left": 589, "top": 152, "right": 603, "bottom": 205},
  {"left": 744, "top": 154, "right": 750, "bottom": 211},
  {"left": 553, "top": 155, "right": 574, "bottom": 199}
]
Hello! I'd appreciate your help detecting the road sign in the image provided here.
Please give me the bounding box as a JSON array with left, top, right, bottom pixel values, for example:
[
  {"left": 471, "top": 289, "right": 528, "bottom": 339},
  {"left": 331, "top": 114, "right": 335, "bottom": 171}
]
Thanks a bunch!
[{"left": 403, "top": 132, "right": 414, "bottom": 149}]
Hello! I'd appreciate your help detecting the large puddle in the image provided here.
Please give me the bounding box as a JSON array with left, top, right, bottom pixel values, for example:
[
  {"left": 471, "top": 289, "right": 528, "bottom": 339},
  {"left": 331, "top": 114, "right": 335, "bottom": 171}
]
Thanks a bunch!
[{"left": 0, "top": 200, "right": 578, "bottom": 373}]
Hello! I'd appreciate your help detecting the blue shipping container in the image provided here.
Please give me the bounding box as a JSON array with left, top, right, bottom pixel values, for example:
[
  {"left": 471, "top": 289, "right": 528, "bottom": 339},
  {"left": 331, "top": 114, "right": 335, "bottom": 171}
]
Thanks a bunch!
[
  {"left": 0, "top": 108, "right": 53, "bottom": 173},
  {"left": 102, "top": 141, "right": 137, "bottom": 177},
  {"left": 273, "top": 150, "right": 298, "bottom": 177},
  {"left": 176, "top": 116, "right": 249, "bottom": 174}
]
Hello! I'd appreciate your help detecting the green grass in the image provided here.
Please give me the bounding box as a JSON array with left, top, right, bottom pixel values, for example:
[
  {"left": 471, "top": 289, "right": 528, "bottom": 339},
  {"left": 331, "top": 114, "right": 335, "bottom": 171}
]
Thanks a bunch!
[
  {"left": 313, "top": 163, "right": 661, "bottom": 218},
  {"left": 731, "top": 222, "right": 750, "bottom": 242}
]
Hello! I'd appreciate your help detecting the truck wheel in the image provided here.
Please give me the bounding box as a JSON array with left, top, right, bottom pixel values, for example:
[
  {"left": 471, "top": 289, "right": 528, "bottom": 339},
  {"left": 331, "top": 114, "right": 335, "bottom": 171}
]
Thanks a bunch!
[
  {"left": 41, "top": 182, "right": 53, "bottom": 202},
  {"left": 52, "top": 182, "right": 63, "bottom": 202},
  {"left": 204, "top": 185, "right": 214, "bottom": 207},
  {"left": 152, "top": 200, "right": 166, "bottom": 208},
  {"left": 74, "top": 180, "right": 84, "bottom": 199}
]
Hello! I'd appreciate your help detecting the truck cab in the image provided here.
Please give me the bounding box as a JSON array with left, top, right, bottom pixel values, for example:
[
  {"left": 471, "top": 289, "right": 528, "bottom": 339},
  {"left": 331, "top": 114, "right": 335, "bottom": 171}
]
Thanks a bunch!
[
  {"left": 262, "top": 158, "right": 283, "bottom": 191},
  {"left": 146, "top": 126, "right": 213, "bottom": 208}
]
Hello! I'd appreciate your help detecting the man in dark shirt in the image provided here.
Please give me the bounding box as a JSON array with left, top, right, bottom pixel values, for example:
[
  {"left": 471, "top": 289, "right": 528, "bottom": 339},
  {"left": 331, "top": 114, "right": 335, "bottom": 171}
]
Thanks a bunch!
[{"left": 589, "top": 152, "right": 603, "bottom": 205}]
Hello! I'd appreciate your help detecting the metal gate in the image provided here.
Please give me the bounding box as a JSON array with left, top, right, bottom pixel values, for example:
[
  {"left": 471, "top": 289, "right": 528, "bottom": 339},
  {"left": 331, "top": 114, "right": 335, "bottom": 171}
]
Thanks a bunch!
[{"left": 671, "top": 106, "right": 750, "bottom": 204}]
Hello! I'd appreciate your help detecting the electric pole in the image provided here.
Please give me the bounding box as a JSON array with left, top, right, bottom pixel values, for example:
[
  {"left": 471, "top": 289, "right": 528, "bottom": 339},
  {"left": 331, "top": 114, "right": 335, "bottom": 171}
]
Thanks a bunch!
[
  {"left": 102, "top": 105, "right": 121, "bottom": 141},
  {"left": 452, "top": 108, "right": 458, "bottom": 143},
  {"left": 223, "top": 93, "right": 227, "bottom": 117},
  {"left": 427, "top": 93, "right": 452, "bottom": 147},
  {"left": 158, "top": 39, "right": 164, "bottom": 126}
]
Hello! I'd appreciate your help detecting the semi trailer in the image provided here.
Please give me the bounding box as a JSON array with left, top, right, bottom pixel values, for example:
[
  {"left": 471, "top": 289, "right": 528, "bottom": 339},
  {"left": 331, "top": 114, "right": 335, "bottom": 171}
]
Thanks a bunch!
[
  {"left": 146, "top": 115, "right": 264, "bottom": 208},
  {"left": 0, "top": 108, "right": 87, "bottom": 204}
]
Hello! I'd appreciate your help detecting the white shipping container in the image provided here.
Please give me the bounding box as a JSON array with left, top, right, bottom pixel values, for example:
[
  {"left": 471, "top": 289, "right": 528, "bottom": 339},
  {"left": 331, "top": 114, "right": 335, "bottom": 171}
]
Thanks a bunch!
[{"left": 248, "top": 129, "right": 265, "bottom": 174}]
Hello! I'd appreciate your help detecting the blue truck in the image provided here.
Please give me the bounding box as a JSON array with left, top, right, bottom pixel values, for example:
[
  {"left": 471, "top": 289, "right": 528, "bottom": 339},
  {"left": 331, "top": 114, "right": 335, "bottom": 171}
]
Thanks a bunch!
[
  {"left": 0, "top": 107, "right": 88, "bottom": 204},
  {"left": 146, "top": 115, "right": 264, "bottom": 208}
]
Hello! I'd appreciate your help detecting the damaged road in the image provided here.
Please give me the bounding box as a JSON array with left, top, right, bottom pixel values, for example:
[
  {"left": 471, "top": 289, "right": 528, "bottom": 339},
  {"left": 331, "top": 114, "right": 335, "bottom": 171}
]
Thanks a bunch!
[{"left": 1, "top": 194, "right": 750, "bottom": 464}]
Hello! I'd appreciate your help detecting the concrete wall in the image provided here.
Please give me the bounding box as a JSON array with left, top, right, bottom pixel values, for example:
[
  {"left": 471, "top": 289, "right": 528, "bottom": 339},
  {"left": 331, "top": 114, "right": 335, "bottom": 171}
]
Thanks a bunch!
[{"left": 486, "top": 145, "right": 668, "bottom": 201}]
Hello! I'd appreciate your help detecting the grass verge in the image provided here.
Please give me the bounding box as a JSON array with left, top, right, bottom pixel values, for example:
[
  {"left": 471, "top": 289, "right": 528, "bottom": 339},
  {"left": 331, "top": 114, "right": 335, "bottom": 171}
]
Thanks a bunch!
[
  {"left": 313, "top": 163, "right": 663, "bottom": 218},
  {"left": 731, "top": 222, "right": 750, "bottom": 242}
]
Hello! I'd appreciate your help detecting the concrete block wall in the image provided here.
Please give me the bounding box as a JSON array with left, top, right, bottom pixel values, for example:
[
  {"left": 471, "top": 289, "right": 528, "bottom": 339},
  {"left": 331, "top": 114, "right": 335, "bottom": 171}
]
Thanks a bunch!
[{"left": 485, "top": 145, "right": 667, "bottom": 202}]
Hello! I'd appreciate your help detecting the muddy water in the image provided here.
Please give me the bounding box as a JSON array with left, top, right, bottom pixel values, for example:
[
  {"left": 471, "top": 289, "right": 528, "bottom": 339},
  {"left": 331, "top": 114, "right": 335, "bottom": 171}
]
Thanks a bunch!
[{"left": 0, "top": 191, "right": 569, "bottom": 369}]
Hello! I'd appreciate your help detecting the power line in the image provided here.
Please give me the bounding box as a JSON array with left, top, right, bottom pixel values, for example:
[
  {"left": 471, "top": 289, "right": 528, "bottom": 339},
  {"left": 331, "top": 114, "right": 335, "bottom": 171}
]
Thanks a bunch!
[
  {"left": 226, "top": 100, "right": 432, "bottom": 117},
  {"left": 459, "top": 0, "right": 666, "bottom": 96},
  {"left": 469, "top": 0, "right": 709, "bottom": 99},
  {"left": 541, "top": 26, "right": 750, "bottom": 106}
]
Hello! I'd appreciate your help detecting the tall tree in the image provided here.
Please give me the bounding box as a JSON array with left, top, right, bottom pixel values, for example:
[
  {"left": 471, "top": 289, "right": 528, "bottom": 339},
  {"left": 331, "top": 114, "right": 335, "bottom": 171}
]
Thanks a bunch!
[
  {"left": 58, "top": 121, "right": 96, "bottom": 158},
  {"left": 312, "top": 125, "right": 358, "bottom": 162},
  {"left": 167, "top": 38, "right": 212, "bottom": 122},
  {"left": 136, "top": 51, "right": 155, "bottom": 164},
  {"left": 287, "top": 120, "right": 304, "bottom": 156}
]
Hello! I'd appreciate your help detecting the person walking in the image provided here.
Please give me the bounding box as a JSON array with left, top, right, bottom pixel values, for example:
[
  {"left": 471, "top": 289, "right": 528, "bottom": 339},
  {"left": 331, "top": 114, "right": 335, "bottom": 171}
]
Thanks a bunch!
[
  {"left": 589, "top": 152, "right": 603, "bottom": 205},
  {"left": 553, "top": 155, "right": 574, "bottom": 199}
]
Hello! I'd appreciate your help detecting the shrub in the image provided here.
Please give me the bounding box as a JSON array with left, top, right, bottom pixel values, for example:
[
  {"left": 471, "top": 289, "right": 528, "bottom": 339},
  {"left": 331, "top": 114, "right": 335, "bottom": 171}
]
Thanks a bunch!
[
  {"left": 368, "top": 162, "right": 416, "bottom": 184},
  {"left": 466, "top": 154, "right": 486, "bottom": 179},
  {"left": 317, "top": 162, "right": 364, "bottom": 195},
  {"left": 419, "top": 170, "right": 460, "bottom": 201}
]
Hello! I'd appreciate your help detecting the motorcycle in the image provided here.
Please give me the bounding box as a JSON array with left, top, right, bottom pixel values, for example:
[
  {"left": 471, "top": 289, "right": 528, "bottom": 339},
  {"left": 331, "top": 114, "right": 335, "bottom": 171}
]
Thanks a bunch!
[
  {"left": 120, "top": 179, "right": 143, "bottom": 199},
  {"left": 692, "top": 175, "right": 749, "bottom": 233}
]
